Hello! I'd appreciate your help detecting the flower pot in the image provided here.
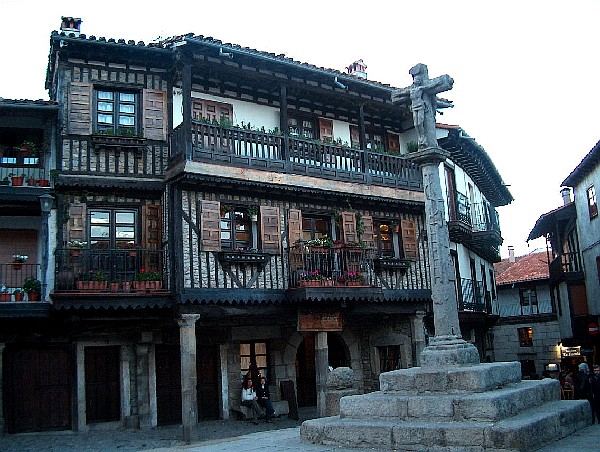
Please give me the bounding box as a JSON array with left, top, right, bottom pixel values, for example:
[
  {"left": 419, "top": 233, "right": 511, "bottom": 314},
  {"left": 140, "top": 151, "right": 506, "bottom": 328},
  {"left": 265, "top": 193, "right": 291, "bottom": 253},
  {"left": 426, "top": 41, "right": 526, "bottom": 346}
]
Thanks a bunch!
[
  {"left": 14, "top": 293, "right": 24, "bottom": 302},
  {"left": 11, "top": 176, "right": 24, "bottom": 186},
  {"left": 346, "top": 281, "right": 365, "bottom": 286},
  {"left": 12, "top": 262, "right": 23, "bottom": 270},
  {"left": 27, "top": 291, "right": 40, "bottom": 301},
  {"left": 0, "top": 293, "right": 11, "bottom": 302},
  {"left": 27, "top": 178, "right": 37, "bottom": 186},
  {"left": 38, "top": 179, "right": 50, "bottom": 187},
  {"left": 109, "top": 283, "right": 120, "bottom": 293},
  {"left": 122, "top": 282, "right": 132, "bottom": 293},
  {"left": 70, "top": 249, "right": 81, "bottom": 257},
  {"left": 392, "top": 225, "right": 400, "bottom": 233}
]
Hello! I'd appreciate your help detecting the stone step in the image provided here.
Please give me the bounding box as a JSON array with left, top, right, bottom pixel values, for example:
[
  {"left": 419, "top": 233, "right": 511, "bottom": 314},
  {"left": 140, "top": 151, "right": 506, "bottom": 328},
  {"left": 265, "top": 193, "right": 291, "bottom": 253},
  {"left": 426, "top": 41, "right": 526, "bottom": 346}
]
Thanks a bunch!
[
  {"left": 380, "top": 362, "right": 521, "bottom": 394},
  {"left": 340, "top": 379, "right": 560, "bottom": 422},
  {"left": 301, "top": 399, "right": 591, "bottom": 451}
]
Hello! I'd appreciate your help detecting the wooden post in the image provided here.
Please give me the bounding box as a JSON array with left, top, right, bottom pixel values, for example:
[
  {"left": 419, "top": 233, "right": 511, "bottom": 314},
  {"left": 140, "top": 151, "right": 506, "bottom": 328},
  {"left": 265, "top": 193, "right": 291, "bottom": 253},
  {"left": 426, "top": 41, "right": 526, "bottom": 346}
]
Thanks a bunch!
[
  {"left": 358, "top": 103, "right": 369, "bottom": 176},
  {"left": 279, "top": 84, "right": 289, "bottom": 164}
]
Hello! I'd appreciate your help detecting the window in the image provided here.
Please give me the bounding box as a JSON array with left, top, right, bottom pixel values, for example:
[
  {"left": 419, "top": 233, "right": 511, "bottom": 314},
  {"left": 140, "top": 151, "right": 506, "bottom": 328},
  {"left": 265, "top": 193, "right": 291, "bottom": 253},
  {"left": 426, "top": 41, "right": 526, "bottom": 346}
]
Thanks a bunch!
[
  {"left": 288, "top": 115, "right": 315, "bottom": 139},
  {"left": 519, "top": 287, "right": 538, "bottom": 306},
  {"left": 220, "top": 206, "right": 252, "bottom": 250},
  {"left": 378, "top": 345, "right": 402, "bottom": 373},
  {"left": 518, "top": 327, "right": 533, "bottom": 347},
  {"left": 302, "top": 216, "right": 331, "bottom": 241},
  {"left": 373, "top": 221, "right": 394, "bottom": 257},
  {"left": 240, "top": 342, "right": 268, "bottom": 381},
  {"left": 95, "top": 90, "right": 138, "bottom": 134},
  {"left": 192, "top": 99, "right": 232, "bottom": 123},
  {"left": 89, "top": 209, "right": 137, "bottom": 249},
  {"left": 349, "top": 126, "right": 383, "bottom": 151},
  {"left": 588, "top": 185, "right": 598, "bottom": 219}
]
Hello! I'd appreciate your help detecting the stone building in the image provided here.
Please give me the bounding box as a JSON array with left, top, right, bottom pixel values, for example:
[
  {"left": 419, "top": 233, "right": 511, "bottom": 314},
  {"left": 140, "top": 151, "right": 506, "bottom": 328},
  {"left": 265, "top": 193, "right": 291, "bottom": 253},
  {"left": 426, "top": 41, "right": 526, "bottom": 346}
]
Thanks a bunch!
[
  {"left": 492, "top": 248, "right": 561, "bottom": 378},
  {"left": 0, "top": 17, "right": 510, "bottom": 437}
]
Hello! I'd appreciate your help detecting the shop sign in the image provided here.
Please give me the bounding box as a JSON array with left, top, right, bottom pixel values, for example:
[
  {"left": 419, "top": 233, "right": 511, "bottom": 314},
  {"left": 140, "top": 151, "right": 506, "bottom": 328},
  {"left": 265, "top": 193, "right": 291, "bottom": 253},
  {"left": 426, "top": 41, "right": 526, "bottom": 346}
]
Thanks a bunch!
[
  {"left": 298, "top": 309, "right": 343, "bottom": 331},
  {"left": 561, "top": 346, "right": 581, "bottom": 358}
]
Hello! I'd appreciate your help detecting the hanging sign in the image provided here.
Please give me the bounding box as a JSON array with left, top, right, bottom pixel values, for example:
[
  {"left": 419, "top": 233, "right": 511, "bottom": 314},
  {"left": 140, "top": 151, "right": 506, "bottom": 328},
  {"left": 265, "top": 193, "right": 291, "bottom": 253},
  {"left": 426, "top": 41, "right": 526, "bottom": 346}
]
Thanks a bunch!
[{"left": 561, "top": 346, "right": 581, "bottom": 358}]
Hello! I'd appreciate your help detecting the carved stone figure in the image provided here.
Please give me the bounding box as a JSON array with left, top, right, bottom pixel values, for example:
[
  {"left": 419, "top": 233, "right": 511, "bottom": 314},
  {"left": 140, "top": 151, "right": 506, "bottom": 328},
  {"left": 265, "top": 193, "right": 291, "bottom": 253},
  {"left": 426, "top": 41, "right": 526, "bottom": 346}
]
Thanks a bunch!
[{"left": 391, "top": 63, "right": 453, "bottom": 149}]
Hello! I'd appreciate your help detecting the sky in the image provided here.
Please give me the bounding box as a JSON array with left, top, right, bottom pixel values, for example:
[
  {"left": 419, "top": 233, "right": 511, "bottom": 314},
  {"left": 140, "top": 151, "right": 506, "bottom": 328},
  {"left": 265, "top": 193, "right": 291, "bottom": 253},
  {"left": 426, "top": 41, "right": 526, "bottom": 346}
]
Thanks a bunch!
[{"left": 2, "top": 0, "right": 599, "bottom": 259}]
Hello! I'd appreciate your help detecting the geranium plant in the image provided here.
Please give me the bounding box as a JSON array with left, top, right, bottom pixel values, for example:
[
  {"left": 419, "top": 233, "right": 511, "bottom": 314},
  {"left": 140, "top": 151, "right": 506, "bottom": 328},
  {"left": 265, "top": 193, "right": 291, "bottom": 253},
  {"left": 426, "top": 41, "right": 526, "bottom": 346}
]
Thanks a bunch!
[
  {"left": 299, "top": 270, "right": 323, "bottom": 281},
  {"left": 67, "top": 240, "right": 87, "bottom": 248},
  {"left": 136, "top": 268, "right": 162, "bottom": 281},
  {"left": 12, "top": 254, "right": 28, "bottom": 263}
]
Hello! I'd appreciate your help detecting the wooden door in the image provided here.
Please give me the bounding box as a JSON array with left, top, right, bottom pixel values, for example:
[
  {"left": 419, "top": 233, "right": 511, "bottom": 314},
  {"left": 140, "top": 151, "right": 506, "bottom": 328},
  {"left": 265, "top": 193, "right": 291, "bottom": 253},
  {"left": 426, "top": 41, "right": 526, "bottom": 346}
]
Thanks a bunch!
[
  {"left": 196, "top": 345, "right": 220, "bottom": 419},
  {"left": 155, "top": 344, "right": 182, "bottom": 425},
  {"left": 85, "top": 346, "right": 121, "bottom": 424},
  {"left": 5, "top": 346, "right": 72, "bottom": 433},
  {"left": 295, "top": 333, "right": 316, "bottom": 407}
]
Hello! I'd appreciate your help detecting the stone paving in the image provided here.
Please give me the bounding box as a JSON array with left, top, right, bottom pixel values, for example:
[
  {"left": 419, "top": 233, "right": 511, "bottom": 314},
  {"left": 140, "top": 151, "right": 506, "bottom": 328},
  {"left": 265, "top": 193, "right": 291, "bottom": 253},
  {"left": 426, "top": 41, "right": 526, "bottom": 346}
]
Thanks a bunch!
[{"left": 1, "top": 412, "right": 599, "bottom": 451}]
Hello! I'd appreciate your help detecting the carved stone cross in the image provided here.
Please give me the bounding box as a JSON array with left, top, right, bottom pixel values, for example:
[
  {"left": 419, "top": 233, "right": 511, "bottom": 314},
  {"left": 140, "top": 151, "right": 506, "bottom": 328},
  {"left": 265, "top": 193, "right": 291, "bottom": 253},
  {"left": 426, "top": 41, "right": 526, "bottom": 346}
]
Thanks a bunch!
[{"left": 391, "top": 63, "right": 453, "bottom": 149}]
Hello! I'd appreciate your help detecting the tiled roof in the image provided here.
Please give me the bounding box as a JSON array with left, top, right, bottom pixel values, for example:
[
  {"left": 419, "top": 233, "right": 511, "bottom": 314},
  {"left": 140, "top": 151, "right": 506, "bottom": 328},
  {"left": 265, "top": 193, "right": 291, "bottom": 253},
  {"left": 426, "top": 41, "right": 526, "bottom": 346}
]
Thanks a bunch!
[{"left": 493, "top": 251, "right": 549, "bottom": 286}]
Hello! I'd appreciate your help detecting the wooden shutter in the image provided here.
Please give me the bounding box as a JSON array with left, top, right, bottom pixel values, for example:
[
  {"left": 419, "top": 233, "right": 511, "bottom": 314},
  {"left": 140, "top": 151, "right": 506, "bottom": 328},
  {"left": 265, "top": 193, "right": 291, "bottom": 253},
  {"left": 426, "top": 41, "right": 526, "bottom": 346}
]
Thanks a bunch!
[
  {"left": 260, "top": 206, "right": 281, "bottom": 255},
  {"left": 66, "top": 203, "right": 86, "bottom": 242},
  {"left": 401, "top": 219, "right": 417, "bottom": 259},
  {"left": 341, "top": 211, "right": 357, "bottom": 243},
  {"left": 200, "top": 200, "right": 221, "bottom": 252},
  {"left": 142, "top": 204, "right": 162, "bottom": 249},
  {"left": 350, "top": 125, "right": 360, "bottom": 148},
  {"left": 318, "top": 118, "right": 334, "bottom": 141},
  {"left": 68, "top": 82, "right": 92, "bottom": 135},
  {"left": 360, "top": 215, "right": 375, "bottom": 250},
  {"left": 143, "top": 89, "right": 167, "bottom": 141},
  {"left": 288, "top": 209, "right": 303, "bottom": 246}
]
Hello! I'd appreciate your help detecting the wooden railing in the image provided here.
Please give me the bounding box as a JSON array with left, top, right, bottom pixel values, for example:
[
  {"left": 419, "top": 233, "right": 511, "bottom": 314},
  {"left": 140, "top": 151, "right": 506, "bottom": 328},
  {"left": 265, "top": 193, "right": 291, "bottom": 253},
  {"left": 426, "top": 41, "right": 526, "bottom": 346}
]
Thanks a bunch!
[
  {"left": 54, "top": 248, "right": 168, "bottom": 293},
  {"left": 173, "top": 122, "right": 423, "bottom": 190}
]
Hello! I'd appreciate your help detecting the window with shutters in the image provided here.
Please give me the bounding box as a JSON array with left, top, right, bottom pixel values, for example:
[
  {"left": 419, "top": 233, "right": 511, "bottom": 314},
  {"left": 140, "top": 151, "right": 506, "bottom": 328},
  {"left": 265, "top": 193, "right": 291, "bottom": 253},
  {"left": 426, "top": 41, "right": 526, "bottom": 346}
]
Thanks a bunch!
[
  {"left": 349, "top": 125, "right": 383, "bottom": 152},
  {"left": 302, "top": 216, "right": 331, "bottom": 241},
  {"left": 588, "top": 185, "right": 598, "bottom": 219},
  {"left": 94, "top": 89, "right": 139, "bottom": 136},
  {"left": 89, "top": 209, "right": 138, "bottom": 249},
  {"left": 192, "top": 99, "right": 233, "bottom": 123},
  {"left": 220, "top": 206, "right": 252, "bottom": 250}
]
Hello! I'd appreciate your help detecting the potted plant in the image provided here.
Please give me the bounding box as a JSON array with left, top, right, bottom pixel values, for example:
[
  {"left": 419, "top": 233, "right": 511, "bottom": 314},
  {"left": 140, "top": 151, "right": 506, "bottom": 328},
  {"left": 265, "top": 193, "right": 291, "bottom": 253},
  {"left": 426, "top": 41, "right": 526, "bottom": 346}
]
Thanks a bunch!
[
  {"left": 11, "top": 253, "right": 28, "bottom": 270},
  {"left": 23, "top": 276, "right": 41, "bottom": 301},
  {"left": 134, "top": 268, "right": 163, "bottom": 291},
  {"left": 109, "top": 280, "right": 120, "bottom": 293},
  {"left": 338, "top": 271, "right": 365, "bottom": 286},
  {"left": 67, "top": 240, "right": 87, "bottom": 257},
  {"left": 13, "top": 288, "right": 24, "bottom": 302},
  {"left": 0, "top": 286, "right": 10, "bottom": 302},
  {"left": 38, "top": 178, "right": 50, "bottom": 187},
  {"left": 247, "top": 206, "right": 259, "bottom": 222},
  {"left": 406, "top": 141, "right": 419, "bottom": 153},
  {"left": 8, "top": 173, "right": 24, "bottom": 186},
  {"left": 0, "top": 177, "right": 9, "bottom": 186},
  {"left": 298, "top": 269, "right": 323, "bottom": 287},
  {"left": 390, "top": 221, "right": 400, "bottom": 233},
  {"left": 27, "top": 176, "right": 37, "bottom": 187}
]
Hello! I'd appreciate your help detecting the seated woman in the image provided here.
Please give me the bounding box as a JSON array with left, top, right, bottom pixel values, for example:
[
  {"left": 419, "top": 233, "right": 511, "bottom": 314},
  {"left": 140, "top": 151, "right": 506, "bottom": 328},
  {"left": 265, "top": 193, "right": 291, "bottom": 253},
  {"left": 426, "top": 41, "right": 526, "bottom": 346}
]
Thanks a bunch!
[
  {"left": 256, "top": 376, "right": 275, "bottom": 423},
  {"left": 240, "top": 378, "right": 262, "bottom": 424}
]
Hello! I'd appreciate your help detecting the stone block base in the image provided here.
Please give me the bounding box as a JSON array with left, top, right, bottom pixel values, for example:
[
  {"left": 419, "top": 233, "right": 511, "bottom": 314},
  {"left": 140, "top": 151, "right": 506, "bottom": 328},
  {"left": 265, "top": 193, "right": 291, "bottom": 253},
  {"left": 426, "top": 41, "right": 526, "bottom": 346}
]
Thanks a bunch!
[{"left": 325, "top": 389, "right": 360, "bottom": 417}]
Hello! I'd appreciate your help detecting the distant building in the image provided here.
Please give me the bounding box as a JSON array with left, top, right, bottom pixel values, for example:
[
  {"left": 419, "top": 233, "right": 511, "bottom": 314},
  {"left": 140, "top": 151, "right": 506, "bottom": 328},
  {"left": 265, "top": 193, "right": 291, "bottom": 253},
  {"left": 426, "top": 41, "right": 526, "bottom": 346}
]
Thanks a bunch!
[
  {"left": 492, "top": 247, "right": 561, "bottom": 378},
  {"left": 528, "top": 139, "right": 600, "bottom": 373}
]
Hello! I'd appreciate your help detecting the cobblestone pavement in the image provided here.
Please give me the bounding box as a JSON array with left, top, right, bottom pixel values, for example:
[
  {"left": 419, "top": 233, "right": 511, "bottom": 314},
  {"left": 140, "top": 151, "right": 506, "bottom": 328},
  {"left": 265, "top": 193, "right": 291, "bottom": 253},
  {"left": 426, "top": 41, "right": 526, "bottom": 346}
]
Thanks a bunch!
[{"left": 2, "top": 413, "right": 599, "bottom": 452}]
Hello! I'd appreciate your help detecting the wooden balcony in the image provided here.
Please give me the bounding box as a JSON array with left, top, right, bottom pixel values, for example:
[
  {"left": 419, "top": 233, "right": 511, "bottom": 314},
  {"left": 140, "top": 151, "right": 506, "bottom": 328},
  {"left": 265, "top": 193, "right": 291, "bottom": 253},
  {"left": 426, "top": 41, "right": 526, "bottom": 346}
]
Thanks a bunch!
[
  {"left": 0, "top": 152, "right": 49, "bottom": 188},
  {"left": 549, "top": 252, "right": 584, "bottom": 283},
  {"left": 171, "top": 122, "right": 423, "bottom": 190}
]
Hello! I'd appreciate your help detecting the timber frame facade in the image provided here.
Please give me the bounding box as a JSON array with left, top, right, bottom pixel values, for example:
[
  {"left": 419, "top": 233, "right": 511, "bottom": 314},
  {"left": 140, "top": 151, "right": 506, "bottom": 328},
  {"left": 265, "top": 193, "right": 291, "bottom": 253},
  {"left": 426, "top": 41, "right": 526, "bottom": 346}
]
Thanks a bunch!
[{"left": 0, "top": 18, "right": 511, "bottom": 436}]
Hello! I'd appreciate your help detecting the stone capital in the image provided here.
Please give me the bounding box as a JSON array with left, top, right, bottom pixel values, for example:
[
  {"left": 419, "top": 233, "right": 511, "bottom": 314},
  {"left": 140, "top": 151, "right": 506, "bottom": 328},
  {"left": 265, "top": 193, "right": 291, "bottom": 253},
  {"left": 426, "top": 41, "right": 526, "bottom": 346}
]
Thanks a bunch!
[
  {"left": 177, "top": 314, "right": 200, "bottom": 329},
  {"left": 408, "top": 146, "right": 449, "bottom": 166}
]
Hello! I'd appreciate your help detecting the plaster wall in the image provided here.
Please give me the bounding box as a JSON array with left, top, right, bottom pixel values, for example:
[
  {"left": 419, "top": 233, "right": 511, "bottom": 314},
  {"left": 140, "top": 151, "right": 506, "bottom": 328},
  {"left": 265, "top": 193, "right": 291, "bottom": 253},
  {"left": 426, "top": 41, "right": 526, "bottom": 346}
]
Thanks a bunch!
[
  {"left": 573, "top": 169, "right": 600, "bottom": 315},
  {"left": 496, "top": 284, "right": 553, "bottom": 317}
]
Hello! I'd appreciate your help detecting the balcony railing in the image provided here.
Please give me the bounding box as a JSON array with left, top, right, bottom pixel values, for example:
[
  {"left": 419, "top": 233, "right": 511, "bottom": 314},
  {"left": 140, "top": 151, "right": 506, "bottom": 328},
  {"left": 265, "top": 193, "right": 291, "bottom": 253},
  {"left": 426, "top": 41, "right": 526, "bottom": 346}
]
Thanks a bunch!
[
  {"left": 0, "top": 263, "right": 42, "bottom": 302},
  {"left": 289, "top": 244, "right": 376, "bottom": 288},
  {"left": 0, "top": 153, "right": 48, "bottom": 188},
  {"left": 450, "top": 192, "right": 472, "bottom": 225},
  {"left": 54, "top": 248, "right": 167, "bottom": 293},
  {"left": 549, "top": 251, "right": 583, "bottom": 281},
  {"left": 457, "top": 278, "right": 490, "bottom": 313},
  {"left": 173, "top": 122, "right": 422, "bottom": 190},
  {"left": 472, "top": 202, "right": 500, "bottom": 234}
]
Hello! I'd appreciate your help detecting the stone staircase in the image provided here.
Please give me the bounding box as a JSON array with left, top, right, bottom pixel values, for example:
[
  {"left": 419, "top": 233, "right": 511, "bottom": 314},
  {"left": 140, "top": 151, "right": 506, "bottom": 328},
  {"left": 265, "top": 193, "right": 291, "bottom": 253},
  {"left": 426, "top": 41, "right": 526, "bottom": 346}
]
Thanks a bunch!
[{"left": 301, "top": 362, "right": 591, "bottom": 451}]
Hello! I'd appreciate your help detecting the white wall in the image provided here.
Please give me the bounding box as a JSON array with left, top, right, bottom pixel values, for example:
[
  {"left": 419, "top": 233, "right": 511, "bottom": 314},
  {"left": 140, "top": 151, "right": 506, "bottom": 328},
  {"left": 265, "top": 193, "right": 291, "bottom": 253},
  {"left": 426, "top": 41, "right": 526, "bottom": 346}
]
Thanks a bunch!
[
  {"left": 496, "top": 284, "right": 553, "bottom": 317},
  {"left": 573, "top": 170, "right": 600, "bottom": 315}
]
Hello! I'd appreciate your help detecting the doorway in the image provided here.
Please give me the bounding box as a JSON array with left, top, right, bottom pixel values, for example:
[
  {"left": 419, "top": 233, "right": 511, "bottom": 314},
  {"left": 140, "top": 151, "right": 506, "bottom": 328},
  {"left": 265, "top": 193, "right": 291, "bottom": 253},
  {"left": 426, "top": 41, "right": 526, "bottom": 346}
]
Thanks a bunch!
[
  {"left": 196, "top": 345, "right": 220, "bottom": 419},
  {"left": 85, "top": 346, "right": 121, "bottom": 424},
  {"left": 155, "top": 344, "right": 182, "bottom": 425}
]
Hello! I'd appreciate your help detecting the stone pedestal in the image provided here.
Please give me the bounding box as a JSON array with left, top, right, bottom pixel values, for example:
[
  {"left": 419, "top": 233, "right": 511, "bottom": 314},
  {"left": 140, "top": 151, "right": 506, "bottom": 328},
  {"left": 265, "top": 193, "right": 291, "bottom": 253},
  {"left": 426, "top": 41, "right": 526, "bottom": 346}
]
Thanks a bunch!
[{"left": 301, "top": 362, "right": 591, "bottom": 451}]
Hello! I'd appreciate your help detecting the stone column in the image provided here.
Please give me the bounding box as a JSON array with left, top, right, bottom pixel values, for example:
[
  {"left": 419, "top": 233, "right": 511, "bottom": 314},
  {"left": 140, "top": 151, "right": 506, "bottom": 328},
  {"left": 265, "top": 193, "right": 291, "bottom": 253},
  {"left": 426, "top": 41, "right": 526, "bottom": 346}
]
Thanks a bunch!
[
  {"left": 178, "top": 314, "right": 200, "bottom": 443},
  {"left": 75, "top": 343, "right": 87, "bottom": 431},
  {"left": 0, "top": 343, "right": 5, "bottom": 434},
  {"left": 315, "top": 332, "right": 329, "bottom": 417},
  {"left": 410, "top": 310, "right": 426, "bottom": 367},
  {"left": 219, "top": 344, "right": 229, "bottom": 420},
  {"left": 136, "top": 343, "right": 151, "bottom": 428},
  {"left": 411, "top": 149, "right": 479, "bottom": 367}
]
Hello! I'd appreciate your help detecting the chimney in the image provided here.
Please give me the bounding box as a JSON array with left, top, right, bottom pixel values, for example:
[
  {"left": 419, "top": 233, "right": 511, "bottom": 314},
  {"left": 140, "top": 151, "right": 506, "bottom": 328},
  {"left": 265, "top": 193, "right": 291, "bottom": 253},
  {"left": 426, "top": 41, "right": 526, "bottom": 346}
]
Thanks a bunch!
[
  {"left": 560, "top": 187, "right": 572, "bottom": 205},
  {"left": 346, "top": 59, "right": 367, "bottom": 79},
  {"left": 60, "top": 16, "right": 82, "bottom": 36},
  {"left": 508, "top": 246, "right": 515, "bottom": 263}
]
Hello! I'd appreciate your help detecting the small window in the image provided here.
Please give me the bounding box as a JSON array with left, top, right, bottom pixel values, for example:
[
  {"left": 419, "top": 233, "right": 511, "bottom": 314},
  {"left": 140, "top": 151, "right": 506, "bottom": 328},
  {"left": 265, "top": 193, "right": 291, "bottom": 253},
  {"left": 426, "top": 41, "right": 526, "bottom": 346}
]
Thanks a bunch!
[
  {"left": 373, "top": 221, "right": 394, "bottom": 257},
  {"left": 518, "top": 327, "right": 533, "bottom": 347},
  {"left": 220, "top": 206, "right": 252, "bottom": 250},
  {"left": 302, "top": 216, "right": 331, "bottom": 241},
  {"left": 95, "top": 89, "right": 139, "bottom": 135},
  {"left": 240, "top": 342, "right": 268, "bottom": 381},
  {"left": 378, "top": 345, "right": 402, "bottom": 373},
  {"left": 588, "top": 185, "right": 598, "bottom": 219},
  {"left": 519, "top": 287, "right": 538, "bottom": 306}
]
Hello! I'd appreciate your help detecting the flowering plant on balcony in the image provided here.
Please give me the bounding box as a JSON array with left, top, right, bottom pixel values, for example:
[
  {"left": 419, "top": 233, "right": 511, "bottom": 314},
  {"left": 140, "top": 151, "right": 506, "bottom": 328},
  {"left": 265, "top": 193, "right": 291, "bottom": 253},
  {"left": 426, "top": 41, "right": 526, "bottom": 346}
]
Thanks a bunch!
[
  {"left": 136, "top": 268, "right": 162, "bottom": 281},
  {"left": 12, "top": 254, "right": 28, "bottom": 263},
  {"left": 67, "top": 240, "right": 87, "bottom": 248},
  {"left": 305, "top": 237, "right": 333, "bottom": 248},
  {"left": 337, "top": 271, "right": 364, "bottom": 284},
  {"left": 78, "top": 270, "right": 106, "bottom": 282},
  {"left": 299, "top": 270, "right": 323, "bottom": 281}
]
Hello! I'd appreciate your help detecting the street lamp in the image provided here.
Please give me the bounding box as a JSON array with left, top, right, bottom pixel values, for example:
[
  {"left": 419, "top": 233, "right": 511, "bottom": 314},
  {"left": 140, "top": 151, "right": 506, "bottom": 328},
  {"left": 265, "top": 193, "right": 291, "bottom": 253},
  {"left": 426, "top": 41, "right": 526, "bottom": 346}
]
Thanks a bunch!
[{"left": 39, "top": 194, "right": 54, "bottom": 300}]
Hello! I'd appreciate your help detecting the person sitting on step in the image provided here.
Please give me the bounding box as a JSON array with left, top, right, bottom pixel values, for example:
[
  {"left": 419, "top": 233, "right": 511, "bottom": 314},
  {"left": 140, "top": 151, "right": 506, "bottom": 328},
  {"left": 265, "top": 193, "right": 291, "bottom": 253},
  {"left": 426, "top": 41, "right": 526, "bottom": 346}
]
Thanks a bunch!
[
  {"left": 241, "top": 377, "right": 262, "bottom": 424},
  {"left": 256, "top": 376, "right": 275, "bottom": 423}
]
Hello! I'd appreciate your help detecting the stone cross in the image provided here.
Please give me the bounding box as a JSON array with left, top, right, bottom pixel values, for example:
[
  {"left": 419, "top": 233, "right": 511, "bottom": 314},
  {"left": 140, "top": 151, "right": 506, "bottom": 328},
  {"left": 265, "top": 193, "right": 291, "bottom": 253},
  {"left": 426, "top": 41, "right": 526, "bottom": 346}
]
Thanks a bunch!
[
  {"left": 393, "top": 64, "right": 479, "bottom": 367},
  {"left": 391, "top": 63, "right": 453, "bottom": 149}
]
